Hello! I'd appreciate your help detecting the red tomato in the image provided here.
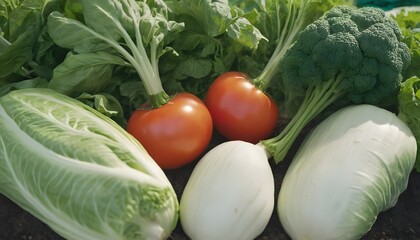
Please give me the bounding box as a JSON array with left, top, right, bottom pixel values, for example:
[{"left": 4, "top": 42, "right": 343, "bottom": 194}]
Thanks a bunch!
[
  {"left": 127, "top": 93, "right": 213, "bottom": 169},
  {"left": 205, "top": 72, "right": 279, "bottom": 144}
]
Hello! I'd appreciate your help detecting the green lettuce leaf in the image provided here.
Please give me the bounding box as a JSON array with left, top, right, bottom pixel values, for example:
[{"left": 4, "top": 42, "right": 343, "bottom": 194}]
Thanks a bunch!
[
  {"left": 398, "top": 76, "right": 420, "bottom": 172},
  {"left": 0, "top": 0, "right": 68, "bottom": 85},
  {"left": 49, "top": 51, "right": 130, "bottom": 96},
  {"left": 76, "top": 92, "right": 127, "bottom": 126},
  {"left": 391, "top": 8, "right": 420, "bottom": 79}
]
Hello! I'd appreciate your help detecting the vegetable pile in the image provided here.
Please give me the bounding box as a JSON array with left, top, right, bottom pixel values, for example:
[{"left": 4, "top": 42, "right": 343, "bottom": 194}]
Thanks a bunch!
[{"left": 1, "top": 0, "right": 420, "bottom": 240}]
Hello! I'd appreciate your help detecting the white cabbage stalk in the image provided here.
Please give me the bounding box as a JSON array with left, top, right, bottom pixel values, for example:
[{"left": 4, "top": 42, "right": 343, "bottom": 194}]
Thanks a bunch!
[
  {"left": 0, "top": 89, "right": 178, "bottom": 240},
  {"left": 278, "top": 104, "right": 417, "bottom": 240},
  {"left": 180, "top": 141, "right": 274, "bottom": 240}
]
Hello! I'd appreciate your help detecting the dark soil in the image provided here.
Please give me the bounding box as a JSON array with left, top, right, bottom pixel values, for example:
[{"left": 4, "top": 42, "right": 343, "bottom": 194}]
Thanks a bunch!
[{"left": 1, "top": 129, "right": 420, "bottom": 240}]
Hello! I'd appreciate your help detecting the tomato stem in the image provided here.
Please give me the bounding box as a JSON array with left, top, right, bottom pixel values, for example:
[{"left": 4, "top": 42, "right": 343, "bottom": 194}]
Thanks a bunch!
[
  {"left": 250, "top": 77, "right": 268, "bottom": 91},
  {"left": 149, "top": 91, "right": 171, "bottom": 108}
]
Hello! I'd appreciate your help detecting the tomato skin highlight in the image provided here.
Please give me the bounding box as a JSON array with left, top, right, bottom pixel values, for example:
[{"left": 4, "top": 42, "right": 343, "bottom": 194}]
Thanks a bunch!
[
  {"left": 127, "top": 93, "right": 213, "bottom": 169},
  {"left": 205, "top": 72, "right": 279, "bottom": 144}
]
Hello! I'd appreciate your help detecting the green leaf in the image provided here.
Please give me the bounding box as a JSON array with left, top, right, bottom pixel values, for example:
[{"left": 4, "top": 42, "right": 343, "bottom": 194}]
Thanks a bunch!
[
  {"left": 63, "top": 0, "right": 83, "bottom": 21},
  {"left": 81, "top": 0, "right": 135, "bottom": 41},
  {"left": 172, "top": 31, "right": 219, "bottom": 57},
  {"left": 398, "top": 76, "right": 420, "bottom": 172},
  {"left": 0, "top": 26, "right": 38, "bottom": 79},
  {"left": 4, "top": 0, "right": 43, "bottom": 41},
  {"left": 167, "top": 0, "right": 265, "bottom": 49},
  {"left": 47, "top": 11, "right": 111, "bottom": 53},
  {"left": 0, "top": 1, "right": 45, "bottom": 80},
  {"left": 49, "top": 51, "right": 129, "bottom": 96},
  {"left": 227, "top": 17, "right": 267, "bottom": 49},
  {"left": 119, "top": 80, "right": 148, "bottom": 110},
  {"left": 0, "top": 0, "right": 68, "bottom": 84},
  {"left": 391, "top": 9, "right": 420, "bottom": 79},
  {"left": 76, "top": 92, "right": 126, "bottom": 126},
  {"left": 167, "top": 0, "right": 235, "bottom": 37},
  {"left": 0, "top": 44, "right": 32, "bottom": 79},
  {"left": 391, "top": 8, "right": 420, "bottom": 29},
  {"left": 0, "top": 77, "right": 48, "bottom": 96},
  {"left": 175, "top": 57, "right": 213, "bottom": 79}
]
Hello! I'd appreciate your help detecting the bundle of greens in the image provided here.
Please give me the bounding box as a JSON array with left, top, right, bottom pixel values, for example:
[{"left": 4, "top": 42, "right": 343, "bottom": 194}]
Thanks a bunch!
[
  {"left": 0, "top": 0, "right": 265, "bottom": 126},
  {"left": 0, "top": 1, "right": 66, "bottom": 94},
  {"left": 389, "top": 7, "right": 420, "bottom": 79}
]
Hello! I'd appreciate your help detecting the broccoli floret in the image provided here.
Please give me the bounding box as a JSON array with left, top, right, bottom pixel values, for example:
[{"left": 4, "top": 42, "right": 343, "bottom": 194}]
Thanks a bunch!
[{"left": 262, "top": 5, "right": 411, "bottom": 163}]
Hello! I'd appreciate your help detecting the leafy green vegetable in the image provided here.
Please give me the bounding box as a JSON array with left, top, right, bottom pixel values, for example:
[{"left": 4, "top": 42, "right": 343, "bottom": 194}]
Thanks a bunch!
[
  {"left": 76, "top": 92, "right": 127, "bottom": 125},
  {"left": 0, "top": 1, "right": 43, "bottom": 81},
  {"left": 166, "top": 0, "right": 266, "bottom": 47},
  {"left": 0, "top": 0, "right": 67, "bottom": 86},
  {"left": 156, "top": 0, "right": 268, "bottom": 98},
  {"left": 278, "top": 104, "right": 417, "bottom": 240},
  {"left": 390, "top": 7, "right": 420, "bottom": 79},
  {"left": 0, "top": 77, "right": 48, "bottom": 96},
  {"left": 0, "top": 88, "right": 179, "bottom": 240},
  {"left": 49, "top": 51, "right": 129, "bottom": 97},
  {"left": 262, "top": 5, "right": 411, "bottom": 163},
  {"left": 48, "top": 0, "right": 186, "bottom": 110},
  {"left": 398, "top": 76, "right": 420, "bottom": 172}
]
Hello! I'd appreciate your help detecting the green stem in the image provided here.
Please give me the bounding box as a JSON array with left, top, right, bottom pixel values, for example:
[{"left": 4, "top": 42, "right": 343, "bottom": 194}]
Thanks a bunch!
[
  {"left": 150, "top": 39, "right": 160, "bottom": 81},
  {"left": 148, "top": 91, "right": 171, "bottom": 108},
  {"left": 127, "top": 4, "right": 166, "bottom": 99},
  {"left": 253, "top": 0, "right": 312, "bottom": 90},
  {"left": 261, "top": 75, "right": 345, "bottom": 164},
  {"left": 98, "top": 1, "right": 168, "bottom": 108}
]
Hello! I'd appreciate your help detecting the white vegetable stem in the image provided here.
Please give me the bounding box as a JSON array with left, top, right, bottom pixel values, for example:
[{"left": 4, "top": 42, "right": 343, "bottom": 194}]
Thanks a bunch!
[
  {"left": 127, "top": 0, "right": 164, "bottom": 97},
  {"left": 180, "top": 141, "right": 274, "bottom": 240},
  {"left": 278, "top": 104, "right": 417, "bottom": 240},
  {"left": 88, "top": 0, "right": 168, "bottom": 105}
]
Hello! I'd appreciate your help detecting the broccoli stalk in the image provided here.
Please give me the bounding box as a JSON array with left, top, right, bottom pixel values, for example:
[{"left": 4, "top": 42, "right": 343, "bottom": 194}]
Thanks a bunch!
[
  {"left": 262, "top": 5, "right": 411, "bottom": 164},
  {"left": 263, "top": 76, "right": 345, "bottom": 162}
]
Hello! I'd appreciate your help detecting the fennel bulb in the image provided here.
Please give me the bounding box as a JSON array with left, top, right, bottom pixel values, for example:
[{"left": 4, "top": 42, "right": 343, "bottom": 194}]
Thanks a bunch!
[
  {"left": 180, "top": 141, "right": 274, "bottom": 240},
  {"left": 278, "top": 104, "right": 417, "bottom": 240},
  {"left": 0, "top": 89, "right": 178, "bottom": 240}
]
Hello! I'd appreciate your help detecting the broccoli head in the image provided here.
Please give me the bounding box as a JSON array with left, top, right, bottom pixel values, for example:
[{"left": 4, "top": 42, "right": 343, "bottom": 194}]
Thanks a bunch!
[
  {"left": 282, "top": 5, "right": 410, "bottom": 104},
  {"left": 262, "top": 5, "right": 411, "bottom": 163}
]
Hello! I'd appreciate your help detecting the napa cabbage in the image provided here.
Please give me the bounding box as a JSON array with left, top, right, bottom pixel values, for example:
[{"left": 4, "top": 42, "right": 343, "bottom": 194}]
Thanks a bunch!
[
  {"left": 0, "top": 88, "right": 178, "bottom": 240},
  {"left": 278, "top": 104, "right": 417, "bottom": 240}
]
